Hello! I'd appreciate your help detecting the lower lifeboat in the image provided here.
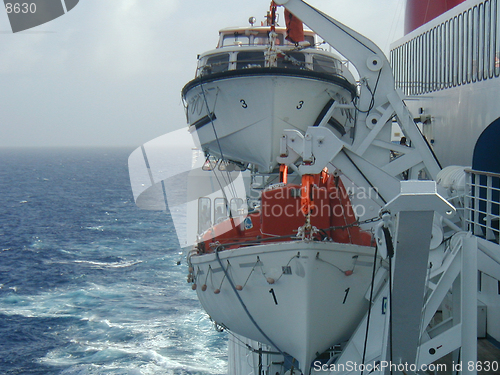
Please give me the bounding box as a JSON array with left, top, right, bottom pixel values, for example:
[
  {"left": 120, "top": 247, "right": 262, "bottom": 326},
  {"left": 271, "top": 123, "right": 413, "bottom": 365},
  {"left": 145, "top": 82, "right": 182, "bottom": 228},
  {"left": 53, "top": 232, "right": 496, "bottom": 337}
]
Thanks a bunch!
[
  {"left": 187, "top": 172, "right": 378, "bottom": 373},
  {"left": 196, "top": 172, "right": 372, "bottom": 253}
]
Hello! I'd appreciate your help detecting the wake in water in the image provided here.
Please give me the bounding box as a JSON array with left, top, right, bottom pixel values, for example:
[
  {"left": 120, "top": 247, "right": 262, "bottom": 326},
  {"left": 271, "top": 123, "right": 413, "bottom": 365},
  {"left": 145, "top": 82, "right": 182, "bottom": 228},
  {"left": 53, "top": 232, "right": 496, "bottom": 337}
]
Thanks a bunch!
[{"left": 0, "top": 148, "right": 227, "bottom": 374}]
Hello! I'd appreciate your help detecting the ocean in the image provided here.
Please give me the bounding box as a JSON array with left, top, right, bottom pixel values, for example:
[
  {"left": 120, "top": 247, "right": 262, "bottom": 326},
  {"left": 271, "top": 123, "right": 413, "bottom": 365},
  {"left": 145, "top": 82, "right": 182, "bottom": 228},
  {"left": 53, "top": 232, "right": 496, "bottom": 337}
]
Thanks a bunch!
[{"left": 0, "top": 148, "right": 227, "bottom": 375}]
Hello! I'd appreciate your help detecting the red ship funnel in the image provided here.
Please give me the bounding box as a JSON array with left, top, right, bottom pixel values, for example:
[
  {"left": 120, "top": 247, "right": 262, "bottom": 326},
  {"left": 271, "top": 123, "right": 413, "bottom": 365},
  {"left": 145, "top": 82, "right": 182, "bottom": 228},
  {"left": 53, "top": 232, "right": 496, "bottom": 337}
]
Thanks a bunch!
[{"left": 405, "top": 0, "right": 466, "bottom": 34}]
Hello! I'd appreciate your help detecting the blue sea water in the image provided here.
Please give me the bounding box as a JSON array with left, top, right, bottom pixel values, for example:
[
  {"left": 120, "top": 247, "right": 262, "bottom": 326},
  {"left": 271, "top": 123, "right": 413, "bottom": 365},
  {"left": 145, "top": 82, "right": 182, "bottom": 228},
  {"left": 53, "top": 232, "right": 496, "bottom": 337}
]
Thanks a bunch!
[{"left": 0, "top": 148, "right": 227, "bottom": 375}]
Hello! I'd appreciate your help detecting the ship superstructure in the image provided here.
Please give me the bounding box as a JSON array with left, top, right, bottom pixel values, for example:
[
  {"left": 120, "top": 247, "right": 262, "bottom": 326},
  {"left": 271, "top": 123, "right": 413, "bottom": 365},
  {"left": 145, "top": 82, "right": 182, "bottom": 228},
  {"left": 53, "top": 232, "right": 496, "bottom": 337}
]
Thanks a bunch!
[{"left": 392, "top": 0, "right": 500, "bottom": 347}]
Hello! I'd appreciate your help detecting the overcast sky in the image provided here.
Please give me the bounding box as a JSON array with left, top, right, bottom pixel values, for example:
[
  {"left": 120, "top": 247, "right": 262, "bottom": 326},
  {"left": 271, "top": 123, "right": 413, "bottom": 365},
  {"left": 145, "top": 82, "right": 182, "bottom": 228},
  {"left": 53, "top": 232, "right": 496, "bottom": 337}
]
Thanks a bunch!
[{"left": 0, "top": 0, "right": 405, "bottom": 148}]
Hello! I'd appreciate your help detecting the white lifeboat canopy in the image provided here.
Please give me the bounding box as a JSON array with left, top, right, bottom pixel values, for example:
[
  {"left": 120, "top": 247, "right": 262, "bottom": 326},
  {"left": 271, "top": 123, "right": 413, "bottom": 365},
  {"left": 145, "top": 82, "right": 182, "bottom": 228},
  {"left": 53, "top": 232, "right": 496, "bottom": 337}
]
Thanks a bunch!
[{"left": 216, "top": 25, "right": 315, "bottom": 49}]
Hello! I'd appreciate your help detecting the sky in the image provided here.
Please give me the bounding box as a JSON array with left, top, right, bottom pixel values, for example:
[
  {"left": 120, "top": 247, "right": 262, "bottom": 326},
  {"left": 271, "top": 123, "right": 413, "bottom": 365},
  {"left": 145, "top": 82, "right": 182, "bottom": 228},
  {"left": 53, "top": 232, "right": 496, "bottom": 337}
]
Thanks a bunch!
[{"left": 0, "top": 0, "right": 405, "bottom": 148}]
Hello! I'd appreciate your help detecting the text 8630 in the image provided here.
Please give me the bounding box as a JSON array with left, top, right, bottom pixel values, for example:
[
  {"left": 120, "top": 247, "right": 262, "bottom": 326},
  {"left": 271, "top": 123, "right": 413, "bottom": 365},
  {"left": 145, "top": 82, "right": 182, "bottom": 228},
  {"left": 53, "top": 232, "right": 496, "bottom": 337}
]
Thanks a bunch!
[{"left": 5, "top": 3, "right": 37, "bottom": 14}]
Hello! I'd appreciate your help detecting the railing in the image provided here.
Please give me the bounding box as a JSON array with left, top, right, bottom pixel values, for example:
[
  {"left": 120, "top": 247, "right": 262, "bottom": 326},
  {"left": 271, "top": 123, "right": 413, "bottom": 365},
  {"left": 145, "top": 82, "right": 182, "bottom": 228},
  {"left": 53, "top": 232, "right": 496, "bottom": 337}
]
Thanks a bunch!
[{"left": 465, "top": 168, "right": 500, "bottom": 244}]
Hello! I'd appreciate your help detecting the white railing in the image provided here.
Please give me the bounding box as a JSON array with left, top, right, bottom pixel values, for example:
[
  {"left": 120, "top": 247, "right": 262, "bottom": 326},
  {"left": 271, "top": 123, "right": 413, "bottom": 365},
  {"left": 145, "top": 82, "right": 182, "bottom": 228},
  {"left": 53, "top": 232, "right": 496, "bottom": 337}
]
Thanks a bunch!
[{"left": 465, "top": 169, "right": 500, "bottom": 244}]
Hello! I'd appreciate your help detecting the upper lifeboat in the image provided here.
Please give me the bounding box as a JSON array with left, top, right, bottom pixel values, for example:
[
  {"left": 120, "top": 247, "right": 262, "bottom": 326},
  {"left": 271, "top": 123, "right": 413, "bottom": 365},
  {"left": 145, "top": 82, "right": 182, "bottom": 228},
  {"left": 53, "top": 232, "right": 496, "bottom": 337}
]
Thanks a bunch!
[{"left": 182, "top": 26, "right": 358, "bottom": 173}]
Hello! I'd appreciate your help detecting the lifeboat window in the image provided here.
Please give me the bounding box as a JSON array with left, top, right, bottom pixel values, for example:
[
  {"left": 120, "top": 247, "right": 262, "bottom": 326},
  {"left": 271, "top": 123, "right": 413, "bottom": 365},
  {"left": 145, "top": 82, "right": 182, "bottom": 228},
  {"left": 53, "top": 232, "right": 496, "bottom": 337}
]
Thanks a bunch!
[
  {"left": 214, "top": 198, "right": 228, "bottom": 224},
  {"left": 198, "top": 198, "right": 212, "bottom": 234},
  {"left": 203, "top": 54, "right": 230, "bottom": 75},
  {"left": 305, "top": 35, "right": 315, "bottom": 46},
  {"left": 222, "top": 32, "right": 250, "bottom": 47},
  {"left": 230, "top": 198, "right": 246, "bottom": 217},
  {"left": 236, "top": 51, "right": 265, "bottom": 69},
  {"left": 277, "top": 52, "right": 306, "bottom": 69},
  {"left": 254, "top": 32, "right": 284, "bottom": 46},
  {"left": 313, "top": 55, "right": 340, "bottom": 75},
  {"left": 283, "top": 34, "right": 314, "bottom": 46}
]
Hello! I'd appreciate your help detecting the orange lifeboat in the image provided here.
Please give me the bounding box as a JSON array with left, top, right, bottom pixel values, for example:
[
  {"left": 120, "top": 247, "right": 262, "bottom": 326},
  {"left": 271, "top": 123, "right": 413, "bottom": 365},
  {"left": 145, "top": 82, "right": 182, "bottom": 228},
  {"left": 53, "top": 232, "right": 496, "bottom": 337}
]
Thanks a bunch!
[{"left": 196, "top": 172, "right": 372, "bottom": 253}]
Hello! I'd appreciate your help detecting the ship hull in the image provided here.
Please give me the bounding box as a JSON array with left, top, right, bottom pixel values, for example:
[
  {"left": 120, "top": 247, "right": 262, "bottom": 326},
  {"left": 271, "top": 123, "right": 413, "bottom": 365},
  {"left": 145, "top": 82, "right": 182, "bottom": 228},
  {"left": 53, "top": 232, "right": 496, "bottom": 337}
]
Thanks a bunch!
[
  {"left": 183, "top": 68, "right": 356, "bottom": 172},
  {"left": 189, "top": 241, "right": 378, "bottom": 371}
]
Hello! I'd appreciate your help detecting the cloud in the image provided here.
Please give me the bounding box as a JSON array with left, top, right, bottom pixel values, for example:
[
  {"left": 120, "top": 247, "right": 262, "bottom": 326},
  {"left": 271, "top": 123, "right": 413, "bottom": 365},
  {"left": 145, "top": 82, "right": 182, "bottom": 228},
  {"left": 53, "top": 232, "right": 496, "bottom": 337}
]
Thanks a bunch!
[
  {"left": 81, "top": 0, "right": 181, "bottom": 76},
  {"left": 306, "top": 0, "right": 405, "bottom": 54},
  {"left": 0, "top": 0, "right": 406, "bottom": 148}
]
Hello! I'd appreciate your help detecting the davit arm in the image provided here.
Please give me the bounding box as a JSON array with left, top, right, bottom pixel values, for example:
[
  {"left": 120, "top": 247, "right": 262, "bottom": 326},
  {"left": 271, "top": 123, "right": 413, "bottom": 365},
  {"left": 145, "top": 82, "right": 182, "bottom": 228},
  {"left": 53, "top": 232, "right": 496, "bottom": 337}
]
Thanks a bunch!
[
  {"left": 275, "top": 0, "right": 391, "bottom": 110},
  {"left": 275, "top": 0, "right": 441, "bottom": 204},
  {"left": 275, "top": 2, "right": 480, "bottom": 371}
]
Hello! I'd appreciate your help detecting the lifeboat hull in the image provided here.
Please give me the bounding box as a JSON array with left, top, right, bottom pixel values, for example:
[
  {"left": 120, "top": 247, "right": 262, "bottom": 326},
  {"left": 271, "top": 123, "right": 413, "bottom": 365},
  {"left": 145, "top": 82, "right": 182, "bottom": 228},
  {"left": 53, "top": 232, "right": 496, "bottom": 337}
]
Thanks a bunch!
[
  {"left": 189, "top": 241, "right": 378, "bottom": 373},
  {"left": 183, "top": 69, "right": 355, "bottom": 173}
]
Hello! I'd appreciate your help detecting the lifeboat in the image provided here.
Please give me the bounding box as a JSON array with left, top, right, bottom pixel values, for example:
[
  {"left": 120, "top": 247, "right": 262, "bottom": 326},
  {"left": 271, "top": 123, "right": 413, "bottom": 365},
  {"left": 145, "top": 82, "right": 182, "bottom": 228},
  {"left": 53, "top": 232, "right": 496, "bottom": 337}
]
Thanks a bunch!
[
  {"left": 183, "top": 26, "right": 357, "bottom": 173},
  {"left": 195, "top": 172, "right": 372, "bottom": 252},
  {"left": 188, "top": 170, "right": 377, "bottom": 372}
]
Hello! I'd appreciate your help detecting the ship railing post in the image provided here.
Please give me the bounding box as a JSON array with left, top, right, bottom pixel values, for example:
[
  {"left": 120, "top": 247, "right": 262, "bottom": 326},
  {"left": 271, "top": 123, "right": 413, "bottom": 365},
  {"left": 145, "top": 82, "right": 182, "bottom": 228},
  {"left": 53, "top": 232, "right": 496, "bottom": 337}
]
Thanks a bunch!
[
  {"left": 451, "top": 259, "right": 462, "bottom": 367},
  {"left": 486, "top": 175, "right": 494, "bottom": 240},
  {"left": 461, "top": 234, "right": 478, "bottom": 375},
  {"left": 464, "top": 170, "right": 471, "bottom": 232},
  {"left": 380, "top": 181, "right": 455, "bottom": 374},
  {"left": 474, "top": 173, "right": 481, "bottom": 236}
]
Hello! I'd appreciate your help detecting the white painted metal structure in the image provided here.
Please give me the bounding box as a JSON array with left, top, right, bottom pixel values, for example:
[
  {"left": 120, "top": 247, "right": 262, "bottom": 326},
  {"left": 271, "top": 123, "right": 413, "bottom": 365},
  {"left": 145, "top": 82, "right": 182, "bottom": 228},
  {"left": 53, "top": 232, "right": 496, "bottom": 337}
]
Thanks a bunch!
[
  {"left": 205, "top": 0, "right": 497, "bottom": 373},
  {"left": 391, "top": 0, "right": 500, "bottom": 167},
  {"left": 391, "top": 0, "right": 500, "bottom": 346}
]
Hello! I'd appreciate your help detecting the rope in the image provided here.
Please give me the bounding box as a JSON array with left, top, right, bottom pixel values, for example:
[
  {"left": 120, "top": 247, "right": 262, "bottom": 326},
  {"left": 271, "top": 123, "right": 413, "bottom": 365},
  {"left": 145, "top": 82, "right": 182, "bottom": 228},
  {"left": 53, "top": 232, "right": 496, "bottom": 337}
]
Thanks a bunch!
[
  {"left": 238, "top": 254, "right": 300, "bottom": 288},
  {"left": 203, "top": 266, "right": 211, "bottom": 286},
  {"left": 198, "top": 79, "right": 238, "bottom": 201},
  {"left": 218, "top": 263, "right": 227, "bottom": 289},
  {"left": 352, "top": 69, "right": 381, "bottom": 114},
  {"left": 214, "top": 247, "right": 293, "bottom": 368},
  {"left": 382, "top": 226, "right": 395, "bottom": 258},
  {"left": 315, "top": 252, "right": 346, "bottom": 274},
  {"left": 204, "top": 216, "right": 382, "bottom": 252},
  {"left": 241, "top": 260, "right": 259, "bottom": 289},
  {"left": 360, "top": 245, "right": 379, "bottom": 375},
  {"left": 334, "top": 178, "right": 354, "bottom": 243},
  {"left": 273, "top": 253, "right": 300, "bottom": 283},
  {"left": 225, "top": 325, "right": 283, "bottom": 358},
  {"left": 388, "top": 255, "right": 393, "bottom": 375},
  {"left": 383, "top": 225, "right": 394, "bottom": 375}
]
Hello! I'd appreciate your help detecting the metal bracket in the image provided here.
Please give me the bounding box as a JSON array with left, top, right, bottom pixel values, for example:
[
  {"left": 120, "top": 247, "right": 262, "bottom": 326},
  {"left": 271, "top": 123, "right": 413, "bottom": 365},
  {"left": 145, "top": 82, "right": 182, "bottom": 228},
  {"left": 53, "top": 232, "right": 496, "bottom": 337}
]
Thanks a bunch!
[
  {"left": 383, "top": 180, "right": 456, "bottom": 217},
  {"left": 277, "top": 127, "right": 345, "bottom": 175}
]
